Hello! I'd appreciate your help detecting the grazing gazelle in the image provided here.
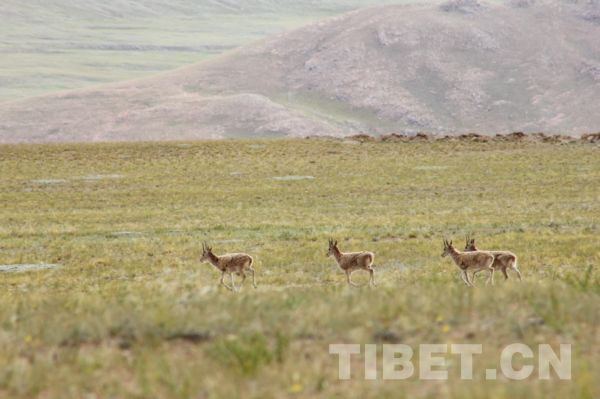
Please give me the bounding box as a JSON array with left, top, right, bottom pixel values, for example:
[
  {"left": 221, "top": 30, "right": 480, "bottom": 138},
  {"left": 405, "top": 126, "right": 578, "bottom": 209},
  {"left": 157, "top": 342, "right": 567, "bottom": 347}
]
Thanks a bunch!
[
  {"left": 200, "top": 242, "right": 256, "bottom": 291},
  {"left": 441, "top": 238, "right": 495, "bottom": 286},
  {"left": 464, "top": 235, "right": 522, "bottom": 281},
  {"left": 327, "top": 239, "right": 376, "bottom": 287}
]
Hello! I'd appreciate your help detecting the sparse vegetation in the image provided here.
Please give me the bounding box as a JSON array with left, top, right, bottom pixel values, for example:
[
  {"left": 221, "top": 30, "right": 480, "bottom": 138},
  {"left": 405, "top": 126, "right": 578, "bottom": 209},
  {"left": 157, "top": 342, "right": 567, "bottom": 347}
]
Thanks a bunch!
[
  {"left": 0, "top": 0, "right": 399, "bottom": 102},
  {"left": 5, "top": 1, "right": 600, "bottom": 142},
  {"left": 0, "top": 139, "right": 598, "bottom": 398}
]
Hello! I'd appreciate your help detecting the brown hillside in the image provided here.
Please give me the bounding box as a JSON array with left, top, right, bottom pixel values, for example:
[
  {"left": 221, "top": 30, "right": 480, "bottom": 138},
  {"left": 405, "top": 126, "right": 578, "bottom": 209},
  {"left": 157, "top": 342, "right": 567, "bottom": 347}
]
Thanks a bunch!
[{"left": 2, "top": 0, "right": 600, "bottom": 143}]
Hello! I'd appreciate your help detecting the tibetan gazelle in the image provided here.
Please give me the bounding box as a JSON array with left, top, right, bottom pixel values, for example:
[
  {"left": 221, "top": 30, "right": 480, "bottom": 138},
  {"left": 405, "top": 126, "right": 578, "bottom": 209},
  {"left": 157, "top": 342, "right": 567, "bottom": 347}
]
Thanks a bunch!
[
  {"left": 441, "top": 238, "right": 495, "bottom": 286},
  {"left": 327, "top": 239, "right": 376, "bottom": 287},
  {"left": 464, "top": 235, "right": 522, "bottom": 281},
  {"left": 200, "top": 242, "right": 256, "bottom": 291}
]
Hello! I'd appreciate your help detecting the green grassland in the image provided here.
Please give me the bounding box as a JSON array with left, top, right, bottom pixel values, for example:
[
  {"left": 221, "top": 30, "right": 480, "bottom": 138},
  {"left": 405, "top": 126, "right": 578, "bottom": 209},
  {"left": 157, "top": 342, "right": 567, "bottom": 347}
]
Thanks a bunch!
[
  {"left": 1, "top": 0, "right": 400, "bottom": 102},
  {"left": 0, "top": 138, "right": 598, "bottom": 398}
]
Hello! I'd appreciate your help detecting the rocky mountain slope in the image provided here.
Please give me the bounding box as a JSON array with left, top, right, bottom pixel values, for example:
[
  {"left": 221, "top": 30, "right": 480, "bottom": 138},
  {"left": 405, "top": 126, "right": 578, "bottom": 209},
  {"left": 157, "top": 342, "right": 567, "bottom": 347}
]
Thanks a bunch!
[{"left": 2, "top": 0, "right": 600, "bottom": 143}]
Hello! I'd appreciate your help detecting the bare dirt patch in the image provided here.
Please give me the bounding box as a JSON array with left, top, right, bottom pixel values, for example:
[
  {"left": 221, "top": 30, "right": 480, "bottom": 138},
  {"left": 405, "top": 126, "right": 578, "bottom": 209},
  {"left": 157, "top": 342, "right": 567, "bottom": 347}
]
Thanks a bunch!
[
  {"left": 272, "top": 176, "right": 315, "bottom": 181},
  {"left": 0, "top": 264, "right": 61, "bottom": 273}
]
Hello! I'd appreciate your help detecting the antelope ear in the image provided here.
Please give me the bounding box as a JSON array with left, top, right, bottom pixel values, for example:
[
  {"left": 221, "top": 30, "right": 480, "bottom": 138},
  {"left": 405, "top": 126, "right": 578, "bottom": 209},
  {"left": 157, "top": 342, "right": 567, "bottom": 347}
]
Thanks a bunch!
[
  {"left": 334, "top": 240, "right": 338, "bottom": 246},
  {"left": 449, "top": 240, "right": 453, "bottom": 246}
]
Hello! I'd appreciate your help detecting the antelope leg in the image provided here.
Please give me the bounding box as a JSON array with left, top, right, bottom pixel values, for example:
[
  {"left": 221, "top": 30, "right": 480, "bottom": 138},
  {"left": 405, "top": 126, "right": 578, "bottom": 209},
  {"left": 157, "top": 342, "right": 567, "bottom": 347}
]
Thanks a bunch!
[
  {"left": 368, "top": 268, "right": 376, "bottom": 286},
  {"left": 466, "top": 270, "right": 475, "bottom": 286},
  {"left": 486, "top": 268, "right": 495, "bottom": 286},
  {"left": 248, "top": 267, "right": 257, "bottom": 288},
  {"left": 230, "top": 273, "right": 238, "bottom": 292},
  {"left": 220, "top": 272, "right": 234, "bottom": 291},
  {"left": 513, "top": 266, "right": 522, "bottom": 281},
  {"left": 460, "top": 271, "right": 472, "bottom": 287},
  {"left": 346, "top": 271, "right": 359, "bottom": 287}
]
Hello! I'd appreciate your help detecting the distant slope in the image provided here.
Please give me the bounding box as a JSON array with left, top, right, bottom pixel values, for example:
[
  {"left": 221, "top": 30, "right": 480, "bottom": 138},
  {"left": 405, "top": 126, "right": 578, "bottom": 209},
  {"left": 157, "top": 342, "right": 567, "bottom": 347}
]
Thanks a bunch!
[
  {"left": 1, "top": 0, "right": 398, "bottom": 101},
  {"left": 2, "top": 0, "right": 600, "bottom": 143}
]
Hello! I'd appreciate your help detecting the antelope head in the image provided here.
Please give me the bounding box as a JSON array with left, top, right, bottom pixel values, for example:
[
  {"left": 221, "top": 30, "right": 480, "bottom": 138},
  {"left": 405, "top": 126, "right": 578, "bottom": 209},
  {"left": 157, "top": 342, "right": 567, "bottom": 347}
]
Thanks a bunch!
[
  {"left": 327, "top": 238, "right": 338, "bottom": 257},
  {"left": 464, "top": 234, "right": 477, "bottom": 252},
  {"left": 441, "top": 238, "right": 454, "bottom": 257},
  {"left": 200, "top": 242, "right": 213, "bottom": 262}
]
